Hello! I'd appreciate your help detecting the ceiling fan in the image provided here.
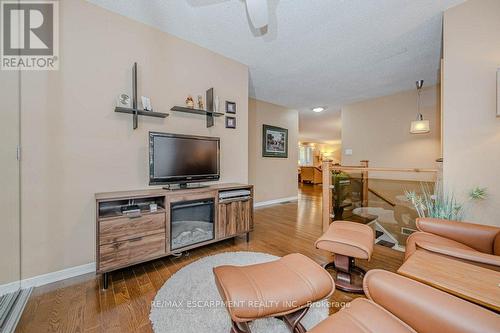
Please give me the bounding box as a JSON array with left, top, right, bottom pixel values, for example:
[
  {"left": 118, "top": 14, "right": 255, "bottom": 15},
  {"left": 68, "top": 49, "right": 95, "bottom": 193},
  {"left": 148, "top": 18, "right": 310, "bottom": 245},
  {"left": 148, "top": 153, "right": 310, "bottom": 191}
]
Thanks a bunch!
[{"left": 245, "top": 0, "right": 269, "bottom": 29}]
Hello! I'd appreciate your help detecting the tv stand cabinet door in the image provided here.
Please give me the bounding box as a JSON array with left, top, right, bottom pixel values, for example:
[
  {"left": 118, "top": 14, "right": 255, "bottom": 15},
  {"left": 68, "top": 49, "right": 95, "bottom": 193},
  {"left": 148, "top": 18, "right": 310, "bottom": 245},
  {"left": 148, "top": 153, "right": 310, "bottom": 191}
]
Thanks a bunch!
[{"left": 217, "top": 199, "right": 251, "bottom": 238}]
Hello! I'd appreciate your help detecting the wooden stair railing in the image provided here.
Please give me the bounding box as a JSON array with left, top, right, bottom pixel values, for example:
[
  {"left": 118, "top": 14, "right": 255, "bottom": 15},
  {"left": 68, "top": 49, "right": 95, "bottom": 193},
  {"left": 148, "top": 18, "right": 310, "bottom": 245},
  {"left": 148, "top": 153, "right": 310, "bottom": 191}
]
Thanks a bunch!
[{"left": 368, "top": 188, "right": 396, "bottom": 207}]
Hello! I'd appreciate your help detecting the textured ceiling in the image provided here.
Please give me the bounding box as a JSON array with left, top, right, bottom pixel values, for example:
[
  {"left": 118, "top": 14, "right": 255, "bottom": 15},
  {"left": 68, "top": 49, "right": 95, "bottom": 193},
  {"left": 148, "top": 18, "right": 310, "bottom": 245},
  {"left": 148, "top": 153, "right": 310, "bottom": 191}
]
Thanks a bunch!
[{"left": 87, "top": 0, "right": 463, "bottom": 143}]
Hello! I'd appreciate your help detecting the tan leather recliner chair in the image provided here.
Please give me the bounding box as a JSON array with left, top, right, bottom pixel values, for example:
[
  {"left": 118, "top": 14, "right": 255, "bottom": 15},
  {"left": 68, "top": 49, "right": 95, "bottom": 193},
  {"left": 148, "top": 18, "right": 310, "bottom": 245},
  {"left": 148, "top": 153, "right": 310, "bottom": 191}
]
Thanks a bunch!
[
  {"left": 405, "top": 218, "right": 500, "bottom": 270},
  {"left": 309, "top": 269, "right": 500, "bottom": 333}
]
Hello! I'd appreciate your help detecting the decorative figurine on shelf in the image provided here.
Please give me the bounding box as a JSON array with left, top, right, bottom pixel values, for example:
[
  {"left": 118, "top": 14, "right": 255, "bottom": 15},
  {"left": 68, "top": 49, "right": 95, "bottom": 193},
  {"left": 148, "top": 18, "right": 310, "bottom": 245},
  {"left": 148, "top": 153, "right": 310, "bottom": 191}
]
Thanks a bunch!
[
  {"left": 185, "top": 95, "right": 194, "bottom": 108},
  {"left": 117, "top": 93, "right": 131, "bottom": 108},
  {"left": 197, "top": 95, "right": 204, "bottom": 110}
]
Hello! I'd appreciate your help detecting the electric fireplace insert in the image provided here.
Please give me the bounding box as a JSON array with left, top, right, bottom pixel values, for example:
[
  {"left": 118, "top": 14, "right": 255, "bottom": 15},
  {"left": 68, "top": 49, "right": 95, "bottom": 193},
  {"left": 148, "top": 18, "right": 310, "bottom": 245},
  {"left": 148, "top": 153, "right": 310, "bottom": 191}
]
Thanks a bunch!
[{"left": 170, "top": 198, "right": 215, "bottom": 251}]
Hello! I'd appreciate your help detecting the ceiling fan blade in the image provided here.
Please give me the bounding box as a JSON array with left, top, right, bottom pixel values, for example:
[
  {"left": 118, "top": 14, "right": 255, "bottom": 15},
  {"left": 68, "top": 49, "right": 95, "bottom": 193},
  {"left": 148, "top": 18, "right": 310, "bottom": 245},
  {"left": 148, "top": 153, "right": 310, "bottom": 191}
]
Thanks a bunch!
[{"left": 245, "top": 0, "right": 269, "bottom": 29}]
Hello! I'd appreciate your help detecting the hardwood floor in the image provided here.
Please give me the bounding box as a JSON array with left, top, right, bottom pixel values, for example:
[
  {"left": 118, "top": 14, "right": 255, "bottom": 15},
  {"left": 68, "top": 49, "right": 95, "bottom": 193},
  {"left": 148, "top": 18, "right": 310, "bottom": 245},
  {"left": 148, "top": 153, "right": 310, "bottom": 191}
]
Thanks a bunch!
[{"left": 16, "top": 184, "right": 404, "bottom": 333}]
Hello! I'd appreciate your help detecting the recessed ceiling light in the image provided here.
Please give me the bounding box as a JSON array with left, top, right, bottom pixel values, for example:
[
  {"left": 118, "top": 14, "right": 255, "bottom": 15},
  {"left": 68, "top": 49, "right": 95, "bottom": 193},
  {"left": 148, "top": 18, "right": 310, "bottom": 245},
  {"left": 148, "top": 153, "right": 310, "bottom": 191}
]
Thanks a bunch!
[{"left": 312, "top": 107, "right": 325, "bottom": 113}]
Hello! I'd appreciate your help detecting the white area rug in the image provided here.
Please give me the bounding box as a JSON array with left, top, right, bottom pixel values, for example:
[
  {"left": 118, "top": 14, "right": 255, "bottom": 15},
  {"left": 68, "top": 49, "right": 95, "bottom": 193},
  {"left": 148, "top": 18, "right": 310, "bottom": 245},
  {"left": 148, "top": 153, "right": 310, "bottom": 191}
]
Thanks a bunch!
[{"left": 150, "top": 251, "right": 329, "bottom": 333}]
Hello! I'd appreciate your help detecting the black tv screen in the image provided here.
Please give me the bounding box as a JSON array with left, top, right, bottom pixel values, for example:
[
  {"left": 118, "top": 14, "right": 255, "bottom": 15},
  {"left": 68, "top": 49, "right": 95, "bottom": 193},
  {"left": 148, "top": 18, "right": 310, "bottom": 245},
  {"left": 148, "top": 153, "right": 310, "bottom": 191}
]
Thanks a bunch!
[{"left": 149, "top": 132, "right": 220, "bottom": 185}]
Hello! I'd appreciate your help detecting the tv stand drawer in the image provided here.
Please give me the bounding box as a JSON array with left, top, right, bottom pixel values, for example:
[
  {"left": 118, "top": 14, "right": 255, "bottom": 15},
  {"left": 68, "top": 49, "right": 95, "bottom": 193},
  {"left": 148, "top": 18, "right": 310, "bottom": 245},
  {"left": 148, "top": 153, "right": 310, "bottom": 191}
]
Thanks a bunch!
[
  {"left": 99, "top": 212, "right": 165, "bottom": 245},
  {"left": 99, "top": 233, "right": 165, "bottom": 272}
]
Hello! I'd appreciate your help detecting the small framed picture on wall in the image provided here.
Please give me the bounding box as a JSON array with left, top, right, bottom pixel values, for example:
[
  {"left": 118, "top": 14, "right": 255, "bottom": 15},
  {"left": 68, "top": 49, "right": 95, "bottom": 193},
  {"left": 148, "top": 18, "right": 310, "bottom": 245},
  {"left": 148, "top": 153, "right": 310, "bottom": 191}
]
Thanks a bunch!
[
  {"left": 226, "top": 101, "right": 236, "bottom": 114},
  {"left": 141, "top": 96, "right": 153, "bottom": 111},
  {"left": 497, "top": 68, "right": 500, "bottom": 117},
  {"left": 225, "top": 116, "right": 236, "bottom": 129}
]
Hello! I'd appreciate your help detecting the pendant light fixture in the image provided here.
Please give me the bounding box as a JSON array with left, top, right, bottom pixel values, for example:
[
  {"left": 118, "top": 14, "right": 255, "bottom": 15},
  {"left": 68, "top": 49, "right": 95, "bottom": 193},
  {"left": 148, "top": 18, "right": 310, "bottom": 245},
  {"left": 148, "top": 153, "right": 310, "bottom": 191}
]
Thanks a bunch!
[{"left": 410, "top": 80, "right": 430, "bottom": 134}]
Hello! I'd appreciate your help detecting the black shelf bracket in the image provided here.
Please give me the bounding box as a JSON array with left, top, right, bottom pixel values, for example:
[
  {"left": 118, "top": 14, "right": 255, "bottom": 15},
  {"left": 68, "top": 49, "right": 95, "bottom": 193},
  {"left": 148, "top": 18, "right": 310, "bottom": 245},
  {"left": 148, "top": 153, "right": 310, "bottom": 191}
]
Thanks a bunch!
[{"left": 132, "top": 62, "right": 138, "bottom": 129}]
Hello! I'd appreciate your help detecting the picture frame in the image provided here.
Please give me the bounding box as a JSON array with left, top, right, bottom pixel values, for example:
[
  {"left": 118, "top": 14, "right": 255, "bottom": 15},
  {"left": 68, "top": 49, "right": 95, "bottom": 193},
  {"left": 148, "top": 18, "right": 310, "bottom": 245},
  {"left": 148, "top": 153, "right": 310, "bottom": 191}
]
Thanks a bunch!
[
  {"left": 225, "top": 116, "right": 236, "bottom": 129},
  {"left": 141, "top": 96, "right": 152, "bottom": 111},
  {"left": 497, "top": 68, "right": 500, "bottom": 117},
  {"left": 226, "top": 101, "right": 236, "bottom": 114},
  {"left": 262, "top": 124, "right": 288, "bottom": 158}
]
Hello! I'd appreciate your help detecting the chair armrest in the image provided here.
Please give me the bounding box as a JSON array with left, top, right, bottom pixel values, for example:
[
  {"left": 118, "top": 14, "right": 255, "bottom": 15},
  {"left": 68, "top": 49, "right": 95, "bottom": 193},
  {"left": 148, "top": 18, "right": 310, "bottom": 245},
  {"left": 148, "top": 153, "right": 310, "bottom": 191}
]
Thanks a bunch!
[
  {"left": 416, "top": 218, "right": 499, "bottom": 254},
  {"left": 416, "top": 241, "right": 500, "bottom": 269},
  {"left": 363, "top": 270, "right": 500, "bottom": 333}
]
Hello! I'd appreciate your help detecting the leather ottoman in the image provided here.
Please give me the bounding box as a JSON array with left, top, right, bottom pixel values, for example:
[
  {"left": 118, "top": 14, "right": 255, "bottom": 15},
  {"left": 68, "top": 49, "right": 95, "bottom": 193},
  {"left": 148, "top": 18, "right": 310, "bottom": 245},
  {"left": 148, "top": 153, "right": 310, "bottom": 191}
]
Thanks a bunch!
[
  {"left": 213, "top": 253, "right": 335, "bottom": 333},
  {"left": 315, "top": 221, "right": 374, "bottom": 293}
]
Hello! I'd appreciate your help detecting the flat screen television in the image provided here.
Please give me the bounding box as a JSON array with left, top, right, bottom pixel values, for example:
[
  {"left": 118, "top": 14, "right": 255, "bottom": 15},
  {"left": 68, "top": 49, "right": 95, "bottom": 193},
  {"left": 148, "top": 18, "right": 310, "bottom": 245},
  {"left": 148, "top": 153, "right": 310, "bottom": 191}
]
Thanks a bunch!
[{"left": 149, "top": 132, "right": 220, "bottom": 186}]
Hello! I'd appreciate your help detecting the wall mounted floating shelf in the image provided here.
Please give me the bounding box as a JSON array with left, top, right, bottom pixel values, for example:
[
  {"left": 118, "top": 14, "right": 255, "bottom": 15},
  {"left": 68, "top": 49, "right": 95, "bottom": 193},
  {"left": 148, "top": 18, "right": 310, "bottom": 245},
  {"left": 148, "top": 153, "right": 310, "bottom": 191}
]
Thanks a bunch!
[
  {"left": 170, "top": 106, "right": 223, "bottom": 128},
  {"left": 114, "top": 62, "right": 169, "bottom": 130},
  {"left": 170, "top": 106, "right": 224, "bottom": 116},
  {"left": 115, "top": 107, "right": 169, "bottom": 118},
  {"left": 170, "top": 88, "right": 223, "bottom": 128}
]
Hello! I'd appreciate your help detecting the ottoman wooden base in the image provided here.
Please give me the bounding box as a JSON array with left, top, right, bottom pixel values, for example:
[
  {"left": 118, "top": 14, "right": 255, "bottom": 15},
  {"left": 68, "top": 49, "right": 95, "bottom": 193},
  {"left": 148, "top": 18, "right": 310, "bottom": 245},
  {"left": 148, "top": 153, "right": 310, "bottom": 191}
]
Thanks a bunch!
[
  {"left": 230, "top": 307, "right": 309, "bottom": 333},
  {"left": 323, "top": 254, "right": 366, "bottom": 293}
]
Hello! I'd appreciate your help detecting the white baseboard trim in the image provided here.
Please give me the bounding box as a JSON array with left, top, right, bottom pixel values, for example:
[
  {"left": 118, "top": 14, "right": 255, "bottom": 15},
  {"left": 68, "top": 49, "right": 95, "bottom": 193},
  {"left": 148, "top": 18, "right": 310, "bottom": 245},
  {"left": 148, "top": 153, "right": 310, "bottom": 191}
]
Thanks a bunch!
[
  {"left": 0, "top": 262, "right": 95, "bottom": 295},
  {"left": 0, "top": 281, "right": 20, "bottom": 296},
  {"left": 254, "top": 196, "right": 298, "bottom": 208}
]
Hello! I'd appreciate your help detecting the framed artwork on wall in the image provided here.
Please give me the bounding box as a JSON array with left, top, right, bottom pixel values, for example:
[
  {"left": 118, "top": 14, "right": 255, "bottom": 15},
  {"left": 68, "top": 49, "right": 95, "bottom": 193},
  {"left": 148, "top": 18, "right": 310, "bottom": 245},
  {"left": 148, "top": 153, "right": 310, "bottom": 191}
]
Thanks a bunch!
[
  {"left": 226, "top": 101, "right": 236, "bottom": 114},
  {"left": 225, "top": 116, "right": 236, "bottom": 129},
  {"left": 262, "top": 124, "right": 288, "bottom": 158},
  {"left": 497, "top": 68, "right": 500, "bottom": 117},
  {"left": 141, "top": 96, "right": 152, "bottom": 111}
]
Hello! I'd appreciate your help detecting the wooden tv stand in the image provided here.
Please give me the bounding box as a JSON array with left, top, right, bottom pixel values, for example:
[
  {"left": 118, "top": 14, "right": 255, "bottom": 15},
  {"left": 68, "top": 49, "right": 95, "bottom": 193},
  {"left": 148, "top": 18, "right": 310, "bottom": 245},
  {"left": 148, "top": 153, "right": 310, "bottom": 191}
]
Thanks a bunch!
[{"left": 95, "top": 183, "right": 253, "bottom": 289}]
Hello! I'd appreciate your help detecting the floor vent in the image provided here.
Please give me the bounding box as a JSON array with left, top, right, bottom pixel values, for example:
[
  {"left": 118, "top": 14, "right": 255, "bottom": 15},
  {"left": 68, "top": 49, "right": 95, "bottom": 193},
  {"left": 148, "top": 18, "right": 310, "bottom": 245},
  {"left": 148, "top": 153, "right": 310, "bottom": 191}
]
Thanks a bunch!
[
  {"left": 0, "top": 288, "right": 32, "bottom": 333},
  {"left": 401, "top": 227, "right": 417, "bottom": 236}
]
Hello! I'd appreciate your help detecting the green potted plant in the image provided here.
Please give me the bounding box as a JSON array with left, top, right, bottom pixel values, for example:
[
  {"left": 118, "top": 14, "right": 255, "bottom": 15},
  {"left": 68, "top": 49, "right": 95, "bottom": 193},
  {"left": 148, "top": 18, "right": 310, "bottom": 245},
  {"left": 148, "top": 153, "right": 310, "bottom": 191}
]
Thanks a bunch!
[{"left": 332, "top": 171, "right": 351, "bottom": 220}]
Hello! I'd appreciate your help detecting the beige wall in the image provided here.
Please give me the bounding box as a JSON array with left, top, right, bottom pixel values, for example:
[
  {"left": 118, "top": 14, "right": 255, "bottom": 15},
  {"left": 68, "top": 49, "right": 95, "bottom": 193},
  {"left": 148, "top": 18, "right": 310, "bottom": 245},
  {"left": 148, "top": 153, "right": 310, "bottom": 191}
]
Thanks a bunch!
[
  {"left": 443, "top": 0, "right": 500, "bottom": 226},
  {"left": 249, "top": 99, "right": 299, "bottom": 203},
  {"left": 341, "top": 85, "right": 441, "bottom": 180},
  {"left": 0, "top": 72, "right": 20, "bottom": 286},
  {"left": 18, "top": 0, "right": 248, "bottom": 280}
]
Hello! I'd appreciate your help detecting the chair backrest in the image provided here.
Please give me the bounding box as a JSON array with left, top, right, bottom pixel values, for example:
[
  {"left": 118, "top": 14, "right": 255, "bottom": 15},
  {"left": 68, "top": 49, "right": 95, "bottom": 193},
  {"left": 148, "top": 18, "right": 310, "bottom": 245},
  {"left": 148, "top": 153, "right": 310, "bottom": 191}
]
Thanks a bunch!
[{"left": 417, "top": 218, "right": 500, "bottom": 254}]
